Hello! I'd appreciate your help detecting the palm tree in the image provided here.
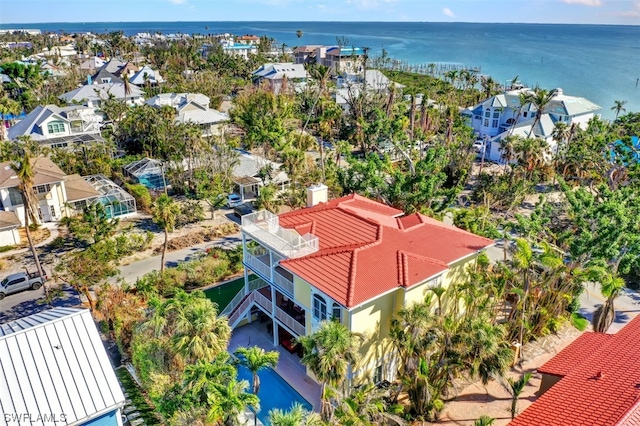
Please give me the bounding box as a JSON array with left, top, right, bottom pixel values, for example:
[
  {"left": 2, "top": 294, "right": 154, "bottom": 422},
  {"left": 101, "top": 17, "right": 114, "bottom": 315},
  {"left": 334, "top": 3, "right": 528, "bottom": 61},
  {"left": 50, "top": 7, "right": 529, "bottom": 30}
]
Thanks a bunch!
[
  {"left": 297, "top": 321, "right": 362, "bottom": 422},
  {"left": 334, "top": 383, "right": 406, "bottom": 426},
  {"left": 234, "top": 346, "right": 279, "bottom": 395},
  {"left": 497, "top": 372, "right": 532, "bottom": 419},
  {"left": 474, "top": 415, "right": 495, "bottom": 426},
  {"left": 268, "top": 403, "right": 324, "bottom": 426},
  {"left": 523, "top": 88, "right": 555, "bottom": 139},
  {"left": 152, "top": 194, "right": 180, "bottom": 273},
  {"left": 122, "top": 73, "right": 132, "bottom": 106},
  {"left": 170, "top": 293, "right": 231, "bottom": 364},
  {"left": 296, "top": 30, "right": 303, "bottom": 42},
  {"left": 207, "top": 378, "right": 259, "bottom": 426},
  {"left": 11, "top": 149, "right": 45, "bottom": 278},
  {"left": 593, "top": 272, "right": 625, "bottom": 333},
  {"left": 611, "top": 100, "right": 627, "bottom": 120},
  {"left": 183, "top": 355, "right": 235, "bottom": 405}
]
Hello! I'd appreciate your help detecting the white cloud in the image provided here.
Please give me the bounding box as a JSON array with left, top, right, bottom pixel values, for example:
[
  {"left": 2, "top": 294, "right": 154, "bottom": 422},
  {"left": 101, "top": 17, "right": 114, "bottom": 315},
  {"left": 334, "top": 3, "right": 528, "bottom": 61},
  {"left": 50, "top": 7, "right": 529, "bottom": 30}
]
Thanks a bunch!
[
  {"left": 168, "top": 0, "right": 187, "bottom": 4},
  {"left": 561, "top": 0, "right": 603, "bottom": 6},
  {"left": 443, "top": 7, "right": 456, "bottom": 17}
]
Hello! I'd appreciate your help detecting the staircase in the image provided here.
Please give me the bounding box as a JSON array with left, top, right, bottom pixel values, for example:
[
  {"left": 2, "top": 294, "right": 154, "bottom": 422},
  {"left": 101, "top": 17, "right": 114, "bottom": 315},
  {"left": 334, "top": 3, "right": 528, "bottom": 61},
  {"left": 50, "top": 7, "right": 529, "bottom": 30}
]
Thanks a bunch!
[{"left": 221, "top": 278, "right": 271, "bottom": 328}]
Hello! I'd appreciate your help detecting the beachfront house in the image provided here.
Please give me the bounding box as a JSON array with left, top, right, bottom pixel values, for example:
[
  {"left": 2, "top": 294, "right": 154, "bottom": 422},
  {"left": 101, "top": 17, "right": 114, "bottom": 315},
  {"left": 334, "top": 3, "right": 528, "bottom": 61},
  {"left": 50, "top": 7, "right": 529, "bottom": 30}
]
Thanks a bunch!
[
  {"left": 7, "top": 104, "right": 105, "bottom": 149},
  {"left": 252, "top": 63, "right": 308, "bottom": 93},
  {"left": 0, "top": 308, "right": 126, "bottom": 426},
  {"left": 510, "top": 314, "right": 640, "bottom": 425},
  {"left": 224, "top": 187, "right": 493, "bottom": 388},
  {"left": 465, "top": 87, "right": 601, "bottom": 163},
  {"left": 294, "top": 45, "right": 367, "bottom": 76}
]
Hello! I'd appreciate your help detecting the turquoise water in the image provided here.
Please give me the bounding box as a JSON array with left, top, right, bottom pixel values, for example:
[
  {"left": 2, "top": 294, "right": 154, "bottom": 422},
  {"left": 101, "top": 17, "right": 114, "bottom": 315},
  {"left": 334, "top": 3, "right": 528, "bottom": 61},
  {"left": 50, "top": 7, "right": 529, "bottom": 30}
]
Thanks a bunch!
[
  {"left": 3, "top": 21, "right": 639, "bottom": 119},
  {"left": 236, "top": 364, "right": 313, "bottom": 424}
]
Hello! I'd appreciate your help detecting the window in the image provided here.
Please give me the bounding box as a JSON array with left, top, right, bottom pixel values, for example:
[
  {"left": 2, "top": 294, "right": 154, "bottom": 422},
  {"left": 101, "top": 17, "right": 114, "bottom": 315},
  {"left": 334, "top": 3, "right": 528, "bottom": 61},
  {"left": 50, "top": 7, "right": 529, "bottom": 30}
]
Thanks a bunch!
[
  {"left": 8, "top": 188, "right": 23, "bottom": 205},
  {"left": 313, "top": 294, "right": 327, "bottom": 322},
  {"left": 523, "top": 112, "right": 528, "bottom": 118},
  {"left": 484, "top": 110, "right": 491, "bottom": 118},
  {"left": 332, "top": 303, "right": 342, "bottom": 323},
  {"left": 51, "top": 142, "right": 68, "bottom": 149},
  {"left": 36, "top": 184, "right": 51, "bottom": 194},
  {"left": 493, "top": 112, "right": 500, "bottom": 118},
  {"left": 50, "top": 205, "right": 56, "bottom": 218},
  {"left": 483, "top": 119, "right": 489, "bottom": 127},
  {"left": 47, "top": 121, "right": 65, "bottom": 134},
  {"left": 8, "top": 278, "right": 25, "bottom": 287},
  {"left": 373, "top": 364, "right": 383, "bottom": 384},
  {"left": 492, "top": 119, "right": 499, "bottom": 128}
]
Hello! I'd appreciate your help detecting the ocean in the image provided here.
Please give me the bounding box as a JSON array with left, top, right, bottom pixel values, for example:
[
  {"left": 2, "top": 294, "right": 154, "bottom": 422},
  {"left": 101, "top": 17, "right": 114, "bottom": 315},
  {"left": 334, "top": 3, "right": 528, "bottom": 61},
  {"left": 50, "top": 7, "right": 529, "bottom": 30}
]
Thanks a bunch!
[{"left": 2, "top": 21, "right": 639, "bottom": 120}]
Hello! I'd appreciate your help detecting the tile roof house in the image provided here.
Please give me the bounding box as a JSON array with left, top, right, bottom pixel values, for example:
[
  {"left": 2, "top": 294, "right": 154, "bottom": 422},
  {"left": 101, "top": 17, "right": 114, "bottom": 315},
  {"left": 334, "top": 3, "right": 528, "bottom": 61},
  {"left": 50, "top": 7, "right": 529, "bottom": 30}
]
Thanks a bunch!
[
  {"left": 225, "top": 187, "right": 493, "bottom": 386},
  {"left": 510, "top": 316, "right": 640, "bottom": 426},
  {"left": 464, "top": 87, "right": 601, "bottom": 163},
  {"left": 7, "top": 104, "right": 104, "bottom": 149},
  {"left": 0, "top": 157, "right": 101, "bottom": 226},
  {"left": 0, "top": 308, "right": 126, "bottom": 426}
]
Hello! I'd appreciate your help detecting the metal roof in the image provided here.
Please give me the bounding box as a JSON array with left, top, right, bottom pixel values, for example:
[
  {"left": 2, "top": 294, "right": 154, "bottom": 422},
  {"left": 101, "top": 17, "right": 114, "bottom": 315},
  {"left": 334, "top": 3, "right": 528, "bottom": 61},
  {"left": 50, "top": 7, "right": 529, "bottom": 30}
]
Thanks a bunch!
[{"left": 0, "top": 308, "right": 125, "bottom": 425}]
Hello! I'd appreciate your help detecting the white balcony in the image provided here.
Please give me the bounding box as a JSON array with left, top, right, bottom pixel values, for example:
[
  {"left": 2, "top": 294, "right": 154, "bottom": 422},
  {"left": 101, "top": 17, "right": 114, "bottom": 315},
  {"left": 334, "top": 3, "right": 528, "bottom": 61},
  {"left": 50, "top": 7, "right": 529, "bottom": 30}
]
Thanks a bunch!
[{"left": 242, "top": 210, "right": 319, "bottom": 259}]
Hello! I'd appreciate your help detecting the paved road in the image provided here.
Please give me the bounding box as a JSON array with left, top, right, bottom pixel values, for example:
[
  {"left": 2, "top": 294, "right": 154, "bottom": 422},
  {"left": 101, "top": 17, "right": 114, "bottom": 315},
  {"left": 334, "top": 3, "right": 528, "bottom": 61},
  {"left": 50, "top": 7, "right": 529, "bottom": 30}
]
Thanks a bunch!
[{"left": 117, "top": 233, "right": 242, "bottom": 284}]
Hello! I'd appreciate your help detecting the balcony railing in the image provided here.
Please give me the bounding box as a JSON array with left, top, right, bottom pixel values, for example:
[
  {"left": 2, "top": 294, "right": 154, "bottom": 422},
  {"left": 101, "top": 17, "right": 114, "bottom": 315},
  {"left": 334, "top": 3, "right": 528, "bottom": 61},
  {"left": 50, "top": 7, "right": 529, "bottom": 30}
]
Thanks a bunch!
[
  {"left": 273, "top": 270, "right": 294, "bottom": 297},
  {"left": 275, "top": 306, "right": 306, "bottom": 336},
  {"left": 245, "top": 253, "right": 271, "bottom": 278},
  {"left": 242, "top": 210, "right": 319, "bottom": 258},
  {"left": 220, "top": 287, "right": 247, "bottom": 317}
]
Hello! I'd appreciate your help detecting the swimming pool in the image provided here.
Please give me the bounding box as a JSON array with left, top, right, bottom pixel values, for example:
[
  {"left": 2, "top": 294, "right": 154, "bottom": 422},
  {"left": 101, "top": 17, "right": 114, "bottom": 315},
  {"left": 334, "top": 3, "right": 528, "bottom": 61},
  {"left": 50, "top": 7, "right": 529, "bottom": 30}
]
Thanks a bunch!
[{"left": 237, "top": 364, "right": 313, "bottom": 424}]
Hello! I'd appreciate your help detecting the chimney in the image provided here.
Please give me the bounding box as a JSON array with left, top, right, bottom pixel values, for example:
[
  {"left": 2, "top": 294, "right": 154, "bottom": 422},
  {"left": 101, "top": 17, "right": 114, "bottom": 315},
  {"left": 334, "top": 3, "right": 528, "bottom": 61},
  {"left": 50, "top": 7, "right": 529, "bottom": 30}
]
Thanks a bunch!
[{"left": 306, "top": 184, "right": 328, "bottom": 208}]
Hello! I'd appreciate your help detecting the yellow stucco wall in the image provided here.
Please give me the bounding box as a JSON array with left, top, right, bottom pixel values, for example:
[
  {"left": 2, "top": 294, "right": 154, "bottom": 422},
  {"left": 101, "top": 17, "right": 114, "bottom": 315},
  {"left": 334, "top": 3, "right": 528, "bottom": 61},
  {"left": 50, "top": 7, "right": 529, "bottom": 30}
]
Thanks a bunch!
[{"left": 293, "top": 275, "right": 311, "bottom": 309}]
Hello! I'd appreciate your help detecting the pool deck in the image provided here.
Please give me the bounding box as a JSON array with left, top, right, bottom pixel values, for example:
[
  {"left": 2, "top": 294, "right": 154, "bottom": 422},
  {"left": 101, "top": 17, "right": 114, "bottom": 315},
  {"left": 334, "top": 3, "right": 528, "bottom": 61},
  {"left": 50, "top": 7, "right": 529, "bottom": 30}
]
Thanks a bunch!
[{"left": 229, "top": 322, "right": 322, "bottom": 412}]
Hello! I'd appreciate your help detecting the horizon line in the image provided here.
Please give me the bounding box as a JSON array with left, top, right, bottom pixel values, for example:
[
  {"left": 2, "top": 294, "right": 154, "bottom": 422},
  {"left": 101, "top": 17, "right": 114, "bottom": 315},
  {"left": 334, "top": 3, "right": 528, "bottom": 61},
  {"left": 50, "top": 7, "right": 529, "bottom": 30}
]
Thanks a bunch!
[{"left": 1, "top": 20, "right": 638, "bottom": 27}]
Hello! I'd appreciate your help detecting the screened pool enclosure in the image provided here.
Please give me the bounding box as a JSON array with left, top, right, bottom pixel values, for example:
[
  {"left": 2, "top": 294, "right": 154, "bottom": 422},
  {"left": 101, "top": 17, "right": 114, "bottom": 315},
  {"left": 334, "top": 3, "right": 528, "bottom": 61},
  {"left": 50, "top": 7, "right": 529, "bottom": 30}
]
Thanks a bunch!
[
  {"left": 123, "top": 158, "right": 166, "bottom": 190},
  {"left": 84, "top": 174, "right": 137, "bottom": 218}
]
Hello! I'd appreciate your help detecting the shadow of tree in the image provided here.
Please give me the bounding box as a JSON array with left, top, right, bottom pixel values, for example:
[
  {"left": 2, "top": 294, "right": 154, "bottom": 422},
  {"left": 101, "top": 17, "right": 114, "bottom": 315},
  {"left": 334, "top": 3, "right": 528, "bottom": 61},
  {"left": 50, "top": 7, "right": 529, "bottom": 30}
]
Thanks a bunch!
[{"left": 0, "top": 285, "right": 82, "bottom": 322}]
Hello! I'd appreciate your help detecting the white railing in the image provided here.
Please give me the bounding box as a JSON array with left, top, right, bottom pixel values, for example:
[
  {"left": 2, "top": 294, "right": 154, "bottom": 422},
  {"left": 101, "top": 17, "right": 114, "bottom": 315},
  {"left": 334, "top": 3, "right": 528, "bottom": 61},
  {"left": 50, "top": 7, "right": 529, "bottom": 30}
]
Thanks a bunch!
[
  {"left": 220, "top": 287, "right": 247, "bottom": 317},
  {"left": 273, "top": 270, "right": 294, "bottom": 297},
  {"left": 248, "top": 277, "right": 269, "bottom": 292},
  {"left": 228, "top": 292, "right": 254, "bottom": 327},
  {"left": 275, "top": 306, "right": 306, "bottom": 336},
  {"left": 245, "top": 253, "right": 271, "bottom": 278},
  {"left": 242, "top": 210, "right": 319, "bottom": 258},
  {"left": 254, "top": 291, "right": 273, "bottom": 314}
]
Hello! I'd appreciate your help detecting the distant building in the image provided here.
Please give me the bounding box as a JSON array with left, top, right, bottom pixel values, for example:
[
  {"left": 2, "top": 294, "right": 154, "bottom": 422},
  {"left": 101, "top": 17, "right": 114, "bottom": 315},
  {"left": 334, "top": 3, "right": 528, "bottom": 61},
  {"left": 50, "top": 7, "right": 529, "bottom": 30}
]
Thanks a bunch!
[
  {"left": 252, "top": 63, "right": 308, "bottom": 93},
  {"left": 0, "top": 308, "right": 126, "bottom": 426},
  {"left": 293, "top": 45, "right": 367, "bottom": 75},
  {"left": 129, "top": 65, "right": 164, "bottom": 86},
  {"left": 236, "top": 35, "right": 261, "bottom": 45},
  {"left": 464, "top": 87, "right": 601, "bottom": 163},
  {"left": 59, "top": 82, "right": 146, "bottom": 108}
]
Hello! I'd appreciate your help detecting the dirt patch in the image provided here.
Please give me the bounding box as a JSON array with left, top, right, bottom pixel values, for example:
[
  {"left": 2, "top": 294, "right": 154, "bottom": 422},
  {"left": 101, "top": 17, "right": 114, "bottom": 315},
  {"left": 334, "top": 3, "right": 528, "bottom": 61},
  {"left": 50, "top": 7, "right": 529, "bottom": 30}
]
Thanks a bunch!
[
  {"left": 152, "top": 223, "right": 239, "bottom": 254},
  {"left": 17, "top": 226, "right": 51, "bottom": 247},
  {"left": 430, "top": 325, "right": 583, "bottom": 426}
]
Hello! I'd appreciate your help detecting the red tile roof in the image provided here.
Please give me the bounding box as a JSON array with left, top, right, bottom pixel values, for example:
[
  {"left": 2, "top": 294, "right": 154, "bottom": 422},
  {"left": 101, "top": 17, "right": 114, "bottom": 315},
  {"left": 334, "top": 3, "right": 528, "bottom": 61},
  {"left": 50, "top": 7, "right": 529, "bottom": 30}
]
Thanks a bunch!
[
  {"left": 278, "top": 194, "right": 493, "bottom": 307},
  {"left": 537, "top": 332, "right": 612, "bottom": 377},
  {"left": 510, "top": 315, "right": 640, "bottom": 426}
]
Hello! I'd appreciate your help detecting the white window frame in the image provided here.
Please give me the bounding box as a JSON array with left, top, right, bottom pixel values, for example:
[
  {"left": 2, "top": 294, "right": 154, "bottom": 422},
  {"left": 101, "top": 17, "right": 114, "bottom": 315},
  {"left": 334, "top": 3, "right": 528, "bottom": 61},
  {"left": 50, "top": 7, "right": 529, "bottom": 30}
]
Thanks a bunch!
[
  {"left": 36, "top": 184, "right": 51, "bottom": 194},
  {"left": 313, "top": 293, "right": 327, "bottom": 322}
]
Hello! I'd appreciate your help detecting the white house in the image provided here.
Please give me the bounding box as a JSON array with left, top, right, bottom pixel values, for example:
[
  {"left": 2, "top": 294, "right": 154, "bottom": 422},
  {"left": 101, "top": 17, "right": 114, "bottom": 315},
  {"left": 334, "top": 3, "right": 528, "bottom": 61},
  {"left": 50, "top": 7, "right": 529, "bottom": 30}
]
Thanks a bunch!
[
  {"left": 232, "top": 149, "right": 290, "bottom": 202},
  {"left": 8, "top": 104, "right": 105, "bottom": 149},
  {"left": 146, "top": 93, "right": 228, "bottom": 137},
  {"left": 0, "top": 211, "right": 21, "bottom": 246},
  {"left": 129, "top": 65, "right": 164, "bottom": 86},
  {"left": 0, "top": 308, "right": 126, "bottom": 426},
  {"left": 465, "top": 87, "right": 601, "bottom": 162},
  {"left": 0, "top": 157, "right": 101, "bottom": 226},
  {"left": 252, "top": 63, "right": 308, "bottom": 93},
  {"left": 59, "top": 82, "right": 146, "bottom": 108}
]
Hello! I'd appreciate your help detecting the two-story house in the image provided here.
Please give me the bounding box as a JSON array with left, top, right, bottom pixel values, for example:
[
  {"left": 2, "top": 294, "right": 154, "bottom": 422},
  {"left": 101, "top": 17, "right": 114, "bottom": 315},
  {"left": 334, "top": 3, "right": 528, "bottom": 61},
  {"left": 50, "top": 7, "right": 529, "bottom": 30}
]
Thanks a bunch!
[
  {"left": 8, "top": 104, "right": 105, "bottom": 149},
  {"left": 225, "top": 186, "right": 494, "bottom": 386},
  {"left": 252, "top": 63, "right": 308, "bottom": 93},
  {"left": 464, "top": 87, "right": 600, "bottom": 163},
  {"left": 59, "top": 82, "right": 146, "bottom": 108},
  {"left": 0, "top": 157, "right": 102, "bottom": 226},
  {"left": 0, "top": 308, "right": 126, "bottom": 426},
  {"left": 145, "top": 92, "right": 229, "bottom": 137}
]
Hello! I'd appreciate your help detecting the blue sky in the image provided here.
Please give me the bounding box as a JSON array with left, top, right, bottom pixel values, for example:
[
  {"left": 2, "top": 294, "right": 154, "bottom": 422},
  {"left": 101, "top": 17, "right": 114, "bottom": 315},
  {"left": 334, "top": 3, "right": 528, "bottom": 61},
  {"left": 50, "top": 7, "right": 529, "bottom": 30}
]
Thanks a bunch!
[{"left": 2, "top": 0, "right": 639, "bottom": 25}]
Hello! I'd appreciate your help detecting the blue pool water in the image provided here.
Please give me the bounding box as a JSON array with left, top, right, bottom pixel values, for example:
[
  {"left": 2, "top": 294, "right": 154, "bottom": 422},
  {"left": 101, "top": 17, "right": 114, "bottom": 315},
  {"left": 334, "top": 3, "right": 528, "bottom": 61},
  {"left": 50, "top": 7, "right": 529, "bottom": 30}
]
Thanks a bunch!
[{"left": 237, "top": 365, "right": 313, "bottom": 424}]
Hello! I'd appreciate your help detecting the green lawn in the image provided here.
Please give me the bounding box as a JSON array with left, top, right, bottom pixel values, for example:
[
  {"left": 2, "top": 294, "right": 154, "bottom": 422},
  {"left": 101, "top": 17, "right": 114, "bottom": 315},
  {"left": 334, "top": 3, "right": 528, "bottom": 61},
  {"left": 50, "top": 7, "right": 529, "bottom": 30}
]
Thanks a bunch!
[
  {"left": 204, "top": 276, "right": 246, "bottom": 311},
  {"left": 115, "top": 367, "right": 161, "bottom": 425}
]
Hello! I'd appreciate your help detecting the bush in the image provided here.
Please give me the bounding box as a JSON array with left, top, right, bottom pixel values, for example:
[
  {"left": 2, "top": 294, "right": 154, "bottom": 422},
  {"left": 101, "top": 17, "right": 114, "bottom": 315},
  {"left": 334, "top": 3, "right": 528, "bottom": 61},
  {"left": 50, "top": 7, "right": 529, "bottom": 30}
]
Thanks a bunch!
[
  {"left": 125, "top": 183, "right": 153, "bottom": 213},
  {"left": 176, "top": 200, "right": 205, "bottom": 227},
  {"left": 0, "top": 245, "right": 16, "bottom": 253}
]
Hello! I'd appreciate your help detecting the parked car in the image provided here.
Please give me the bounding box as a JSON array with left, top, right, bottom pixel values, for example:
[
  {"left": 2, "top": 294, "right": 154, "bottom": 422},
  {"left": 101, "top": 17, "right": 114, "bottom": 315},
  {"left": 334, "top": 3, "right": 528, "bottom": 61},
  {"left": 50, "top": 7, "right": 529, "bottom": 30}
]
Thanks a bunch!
[
  {"left": 0, "top": 270, "right": 48, "bottom": 300},
  {"left": 233, "top": 203, "right": 253, "bottom": 218},
  {"left": 227, "top": 193, "right": 242, "bottom": 208},
  {"left": 473, "top": 140, "right": 486, "bottom": 152}
]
